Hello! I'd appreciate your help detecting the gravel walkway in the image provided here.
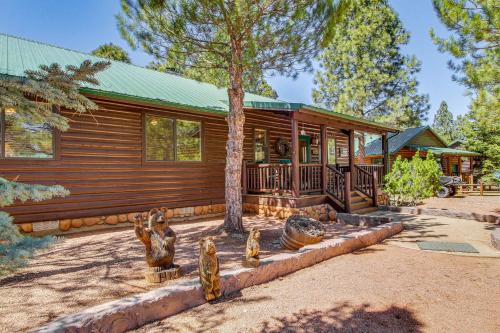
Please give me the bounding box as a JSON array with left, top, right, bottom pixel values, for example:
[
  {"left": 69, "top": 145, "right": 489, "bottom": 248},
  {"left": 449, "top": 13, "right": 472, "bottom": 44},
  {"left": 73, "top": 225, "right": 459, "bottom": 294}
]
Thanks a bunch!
[
  {"left": 0, "top": 215, "right": 360, "bottom": 333},
  {"left": 134, "top": 243, "right": 500, "bottom": 333}
]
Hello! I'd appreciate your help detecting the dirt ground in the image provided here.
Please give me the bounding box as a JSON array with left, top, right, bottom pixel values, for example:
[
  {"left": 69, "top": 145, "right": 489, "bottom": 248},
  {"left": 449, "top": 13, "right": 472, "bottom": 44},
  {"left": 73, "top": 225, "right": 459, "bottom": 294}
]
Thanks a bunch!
[
  {"left": 419, "top": 195, "right": 500, "bottom": 217},
  {"left": 0, "top": 215, "right": 360, "bottom": 333},
  {"left": 134, "top": 243, "right": 500, "bottom": 333},
  {"left": 373, "top": 212, "right": 499, "bottom": 257}
]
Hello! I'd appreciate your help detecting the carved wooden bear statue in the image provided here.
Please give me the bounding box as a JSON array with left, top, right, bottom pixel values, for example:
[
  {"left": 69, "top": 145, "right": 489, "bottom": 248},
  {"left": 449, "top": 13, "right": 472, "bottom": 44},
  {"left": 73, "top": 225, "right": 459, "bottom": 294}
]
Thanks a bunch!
[
  {"left": 198, "top": 237, "right": 221, "bottom": 301},
  {"left": 134, "top": 208, "right": 176, "bottom": 268},
  {"left": 245, "top": 228, "right": 261, "bottom": 267}
]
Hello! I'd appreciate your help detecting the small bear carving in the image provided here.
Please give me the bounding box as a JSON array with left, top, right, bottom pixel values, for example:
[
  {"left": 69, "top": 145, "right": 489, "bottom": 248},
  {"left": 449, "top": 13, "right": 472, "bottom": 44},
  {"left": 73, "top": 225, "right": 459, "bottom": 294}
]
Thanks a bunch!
[
  {"left": 134, "top": 208, "right": 176, "bottom": 268},
  {"left": 245, "top": 228, "right": 261, "bottom": 267},
  {"left": 198, "top": 237, "right": 221, "bottom": 301}
]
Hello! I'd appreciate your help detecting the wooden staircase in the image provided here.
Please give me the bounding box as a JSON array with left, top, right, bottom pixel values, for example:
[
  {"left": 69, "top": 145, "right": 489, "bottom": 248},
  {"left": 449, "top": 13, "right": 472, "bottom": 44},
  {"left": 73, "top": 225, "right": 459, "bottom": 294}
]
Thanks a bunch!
[{"left": 350, "top": 191, "right": 379, "bottom": 215}]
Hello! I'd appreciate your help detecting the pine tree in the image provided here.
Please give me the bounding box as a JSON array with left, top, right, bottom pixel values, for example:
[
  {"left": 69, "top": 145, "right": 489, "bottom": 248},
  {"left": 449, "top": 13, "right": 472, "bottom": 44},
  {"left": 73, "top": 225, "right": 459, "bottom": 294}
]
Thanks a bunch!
[
  {"left": 431, "top": 0, "right": 499, "bottom": 181},
  {"left": 117, "top": 0, "right": 348, "bottom": 233},
  {"left": 91, "top": 43, "right": 132, "bottom": 63},
  {"left": 0, "top": 60, "right": 109, "bottom": 275},
  {"left": 148, "top": 55, "right": 279, "bottom": 98},
  {"left": 432, "top": 101, "right": 454, "bottom": 142},
  {"left": 312, "top": 0, "right": 430, "bottom": 128}
]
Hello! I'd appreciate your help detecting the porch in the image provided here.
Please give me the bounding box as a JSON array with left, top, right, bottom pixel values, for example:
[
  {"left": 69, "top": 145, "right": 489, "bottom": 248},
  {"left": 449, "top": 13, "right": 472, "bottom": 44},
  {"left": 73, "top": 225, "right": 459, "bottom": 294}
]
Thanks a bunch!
[{"left": 242, "top": 109, "right": 392, "bottom": 214}]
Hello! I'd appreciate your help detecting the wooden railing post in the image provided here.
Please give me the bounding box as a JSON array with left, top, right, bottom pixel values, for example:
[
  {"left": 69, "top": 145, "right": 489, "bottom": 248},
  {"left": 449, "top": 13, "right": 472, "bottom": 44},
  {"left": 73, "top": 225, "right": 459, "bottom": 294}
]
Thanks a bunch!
[
  {"left": 291, "top": 117, "right": 300, "bottom": 197},
  {"left": 348, "top": 129, "right": 355, "bottom": 190},
  {"left": 242, "top": 160, "right": 248, "bottom": 194},
  {"left": 321, "top": 124, "right": 328, "bottom": 194},
  {"left": 480, "top": 180, "right": 484, "bottom": 196},
  {"left": 344, "top": 171, "right": 351, "bottom": 213},
  {"left": 372, "top": 170, "right": 378, "bottom": 207}
]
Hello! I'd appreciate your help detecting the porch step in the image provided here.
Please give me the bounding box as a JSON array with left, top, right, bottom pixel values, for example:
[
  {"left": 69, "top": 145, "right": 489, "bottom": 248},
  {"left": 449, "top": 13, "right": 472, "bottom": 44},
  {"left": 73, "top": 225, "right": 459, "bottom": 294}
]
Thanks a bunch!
[
  {"left": 351, "top": 200, "right": 372, "bottom": 210},
  {"left": 351, "top": 206, "right": 379, "bottom": 215}
]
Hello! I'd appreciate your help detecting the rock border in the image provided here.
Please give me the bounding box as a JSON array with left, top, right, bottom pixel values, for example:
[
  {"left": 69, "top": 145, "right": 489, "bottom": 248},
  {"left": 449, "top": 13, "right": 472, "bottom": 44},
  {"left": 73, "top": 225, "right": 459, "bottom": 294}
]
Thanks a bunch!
[
  {"left": 381, "top": 205, "right": 499, "bottom": 224},
  {"left": 336, "top": 213, "right": 393, "bottom": 227},
  {"left": 32, "top": 221, "right": 403, "bottom": 333}
]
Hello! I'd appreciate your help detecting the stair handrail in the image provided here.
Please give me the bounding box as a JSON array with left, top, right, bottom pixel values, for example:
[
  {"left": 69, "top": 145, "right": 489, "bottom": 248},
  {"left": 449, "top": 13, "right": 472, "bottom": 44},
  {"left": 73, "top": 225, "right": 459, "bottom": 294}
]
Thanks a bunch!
[
  {"left": 353, "top": 165, "right": 376, "bottom": 204},
  {"left": 326, "top": 165, "right": 346, "bottom": 210}
]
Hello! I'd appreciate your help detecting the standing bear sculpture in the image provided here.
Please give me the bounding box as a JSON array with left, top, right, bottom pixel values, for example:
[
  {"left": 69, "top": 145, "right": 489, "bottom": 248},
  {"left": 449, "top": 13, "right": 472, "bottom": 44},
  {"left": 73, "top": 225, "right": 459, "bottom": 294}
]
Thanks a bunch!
[
  {"left": 198, "top": 237, "right": 221, "bottom": 301},
  {"left": 245, "top": 228, "right": 261, "bottom": 267},
  {"left": 134, "top": 208, "right": 181, "bottom": 282}
]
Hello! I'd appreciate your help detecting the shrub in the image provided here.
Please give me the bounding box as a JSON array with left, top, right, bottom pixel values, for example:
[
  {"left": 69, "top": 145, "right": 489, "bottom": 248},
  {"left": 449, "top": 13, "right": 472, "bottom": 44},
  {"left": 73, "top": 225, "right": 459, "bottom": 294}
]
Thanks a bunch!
[{"left": 384, "top": 152, "right": 442, "bottom": 206}]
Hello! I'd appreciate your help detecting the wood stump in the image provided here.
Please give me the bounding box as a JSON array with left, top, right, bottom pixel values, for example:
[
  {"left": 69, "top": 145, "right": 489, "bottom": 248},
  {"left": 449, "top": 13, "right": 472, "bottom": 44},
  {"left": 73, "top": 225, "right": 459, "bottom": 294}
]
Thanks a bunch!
[
  {"left": 144, "top": 265, "right": 182, "bottom": 283},
  {"left": 280, "top": 215, "right": 325, "bottom": 250}
]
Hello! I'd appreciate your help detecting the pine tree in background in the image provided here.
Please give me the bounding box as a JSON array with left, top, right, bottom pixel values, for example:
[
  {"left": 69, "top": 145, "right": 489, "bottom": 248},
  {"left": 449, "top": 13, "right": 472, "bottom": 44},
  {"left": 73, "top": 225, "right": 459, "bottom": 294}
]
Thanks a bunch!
[
  {"left": 0, "top": 60, "right": 109, "bottom": 275},
  {"left": 312, "top": 0, "right": 430, "bottom": 128},
  {"left": 431, "top": 0, "right": 499, "bottom": 182},
  {"left": 148, "top": 52, "right": 279, "bottom": 99},
  {"left": 117, "top": 0, "right": 349, "bottom": 233},
  {"left": 91, "top": 43, "right": 132, "bottom": 63},
  {"left": 432, "top": 101, "right": 454, "bottom": 142}
]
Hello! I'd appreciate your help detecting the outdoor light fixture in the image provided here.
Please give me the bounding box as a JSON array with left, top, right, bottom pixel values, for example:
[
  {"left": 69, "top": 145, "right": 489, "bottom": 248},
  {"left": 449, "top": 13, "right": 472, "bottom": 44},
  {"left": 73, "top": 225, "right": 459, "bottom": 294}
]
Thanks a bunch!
[{"left": 150, "top": 119, "right": 158, "bottom": 126}]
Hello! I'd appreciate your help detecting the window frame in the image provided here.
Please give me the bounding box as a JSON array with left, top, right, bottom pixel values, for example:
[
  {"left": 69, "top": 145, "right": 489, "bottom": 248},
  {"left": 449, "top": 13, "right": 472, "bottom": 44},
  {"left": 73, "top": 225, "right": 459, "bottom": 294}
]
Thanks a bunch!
[
  {"left": 143, "top": 112, "right": 204, "bottom": 164},
  {"left": 0, "top": 108, "right": 58, "bottom": 161},
  {"left": 253, "top": 128, "right": 269, "bottom": 164}
]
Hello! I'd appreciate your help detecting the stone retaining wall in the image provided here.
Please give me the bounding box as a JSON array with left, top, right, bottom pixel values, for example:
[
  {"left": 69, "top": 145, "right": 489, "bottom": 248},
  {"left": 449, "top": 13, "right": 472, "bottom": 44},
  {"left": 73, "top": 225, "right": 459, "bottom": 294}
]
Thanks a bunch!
[
  {"left": 18, "top": 203, "right": 227, "bottom": 235},
  {"left": 243, "top": 203, "right": 336, "bottom": 222},
  {"left": 491, "top": 229, "right": 500, "bottom": 250},
  {"left": 32, "top": 221, "right": 404, "bottom": 333}
]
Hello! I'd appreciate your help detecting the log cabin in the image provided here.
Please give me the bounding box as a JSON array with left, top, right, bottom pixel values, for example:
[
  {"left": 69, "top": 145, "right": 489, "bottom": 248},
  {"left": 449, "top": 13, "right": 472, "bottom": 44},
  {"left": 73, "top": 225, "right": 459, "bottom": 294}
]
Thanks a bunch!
[
  {"left": 359, "top": 126, "right": 481, "bottom": 180},
  {"left": 0, "top": 34, "right": 396, "bottom": 235}
]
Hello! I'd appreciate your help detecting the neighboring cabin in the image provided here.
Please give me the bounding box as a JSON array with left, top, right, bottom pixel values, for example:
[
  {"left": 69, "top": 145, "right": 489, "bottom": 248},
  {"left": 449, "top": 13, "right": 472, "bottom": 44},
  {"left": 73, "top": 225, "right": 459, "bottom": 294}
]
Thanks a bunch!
[
  {"left": 360, "top": 126, "right": 481, "bottom": 178},
  {"left": 0, "top": 33, "right": 395, "bottom": 235}
]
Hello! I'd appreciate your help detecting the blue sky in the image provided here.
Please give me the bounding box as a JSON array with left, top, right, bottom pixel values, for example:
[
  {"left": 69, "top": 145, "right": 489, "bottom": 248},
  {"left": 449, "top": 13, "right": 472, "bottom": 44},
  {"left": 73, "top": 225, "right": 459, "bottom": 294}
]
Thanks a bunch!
[{"left": 0, "top": 0, "right": 470, "bottom": 123}]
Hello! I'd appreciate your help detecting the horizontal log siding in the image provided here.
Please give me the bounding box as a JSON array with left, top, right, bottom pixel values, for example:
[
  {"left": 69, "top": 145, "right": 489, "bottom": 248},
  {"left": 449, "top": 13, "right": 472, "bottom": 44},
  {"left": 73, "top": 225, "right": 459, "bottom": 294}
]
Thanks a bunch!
[
  {"left": 2, "top": 102, "right": 354, "bottom": 224},
  {"left": 243, "top": 110, "right": 292, "bottom": 163},
  {"left": 1, "top": 100, "right": 227, "bottom": 223}
]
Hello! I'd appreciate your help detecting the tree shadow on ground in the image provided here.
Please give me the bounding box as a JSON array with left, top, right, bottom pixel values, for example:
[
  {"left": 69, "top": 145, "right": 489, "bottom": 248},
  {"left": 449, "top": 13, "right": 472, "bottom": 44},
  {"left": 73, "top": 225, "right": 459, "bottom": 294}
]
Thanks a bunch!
[{"left": 258, "top": 302, "right": 424, "bottom": 333}]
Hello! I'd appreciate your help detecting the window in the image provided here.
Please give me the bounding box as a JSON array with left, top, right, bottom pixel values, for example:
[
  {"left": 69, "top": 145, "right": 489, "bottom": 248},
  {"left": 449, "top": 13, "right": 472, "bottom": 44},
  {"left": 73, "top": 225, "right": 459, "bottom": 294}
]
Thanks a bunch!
[
  {"left": 254, "top": 129, "right": 268, "bottom": 163},
  {"left": 327, "top": 137, "right": 336, "bottom": 164},
  {"left": 145, "top": 114, "right": 202, "bottom": 162},
  {"left": 1, "top": 108, "right": 54, "bottom": 159}
]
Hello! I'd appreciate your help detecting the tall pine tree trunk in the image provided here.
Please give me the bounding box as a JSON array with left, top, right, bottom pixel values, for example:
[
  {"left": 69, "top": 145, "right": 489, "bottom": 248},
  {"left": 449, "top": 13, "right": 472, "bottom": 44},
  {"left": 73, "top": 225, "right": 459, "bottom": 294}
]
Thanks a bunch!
[{"left": 224, "top": 38, "right": 245, "bottom": 233}]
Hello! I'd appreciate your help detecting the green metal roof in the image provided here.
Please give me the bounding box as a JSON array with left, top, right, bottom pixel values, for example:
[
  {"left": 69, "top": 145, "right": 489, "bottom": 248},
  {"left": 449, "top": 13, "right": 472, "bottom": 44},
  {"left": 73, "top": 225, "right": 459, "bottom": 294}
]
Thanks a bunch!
[
  {"left": 0, "top": 33, "right": 395, "bottom": 131},
  {"left": 364, "top": 126, "right": 481, "bottom": 156},
  {"left": 407, "top": 145, "right": 481, "bottom": 157}
]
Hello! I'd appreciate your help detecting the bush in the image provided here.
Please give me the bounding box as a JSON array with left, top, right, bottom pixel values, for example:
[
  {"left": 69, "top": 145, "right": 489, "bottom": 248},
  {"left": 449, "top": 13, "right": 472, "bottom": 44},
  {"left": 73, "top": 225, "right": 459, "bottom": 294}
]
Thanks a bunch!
[{"left": 384, "top": 152, "right": 442, "bottom": 206}]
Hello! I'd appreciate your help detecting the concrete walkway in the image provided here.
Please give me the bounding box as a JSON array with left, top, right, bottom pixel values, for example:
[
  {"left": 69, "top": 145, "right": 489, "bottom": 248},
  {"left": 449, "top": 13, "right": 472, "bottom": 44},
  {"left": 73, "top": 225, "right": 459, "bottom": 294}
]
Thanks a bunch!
[{"left": 373, "top": 212, "right": 500, "bottom": 257}]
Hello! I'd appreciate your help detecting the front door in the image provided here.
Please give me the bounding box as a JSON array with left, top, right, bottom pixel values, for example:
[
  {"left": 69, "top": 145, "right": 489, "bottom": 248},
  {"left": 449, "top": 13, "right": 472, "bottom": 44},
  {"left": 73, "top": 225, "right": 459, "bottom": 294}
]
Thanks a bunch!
[{"left": 299, "top": 135, "right": 311, "bottom": 164}]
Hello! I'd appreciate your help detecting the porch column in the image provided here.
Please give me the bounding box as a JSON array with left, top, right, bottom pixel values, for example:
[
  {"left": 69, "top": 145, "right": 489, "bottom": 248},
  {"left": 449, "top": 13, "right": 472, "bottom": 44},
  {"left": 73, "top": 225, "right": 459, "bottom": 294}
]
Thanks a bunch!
[
  {"left": 291, "top": 117, "right": 300, "bottom": 197},
  {"left": 348, "top": 129, "right": 355, "bottom": 190},
  {"left": 382, "top": 133, "right": 390, "bottom": 176},
  {"left": 321, "top": 124, "right": 328, "bottom": 194}
]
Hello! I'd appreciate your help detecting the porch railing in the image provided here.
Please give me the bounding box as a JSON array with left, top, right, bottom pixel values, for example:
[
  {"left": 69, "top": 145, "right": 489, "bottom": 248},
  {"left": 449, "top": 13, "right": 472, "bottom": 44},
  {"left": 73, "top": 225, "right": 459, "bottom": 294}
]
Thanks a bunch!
[
  {"left": 353, "top": 165, "right": 377, "bottom": 201},
  {"left": 357, "top": 164, "right": 384, "bottom": 188},
  {"left": 299, "top": 164, "right": 322, "bottom": 194},
  {"left": 245, "top": 163, "right": 291, "bottom": 193},
  {"left": 326, "top": 165, "right": 345, "bottom": 206}
]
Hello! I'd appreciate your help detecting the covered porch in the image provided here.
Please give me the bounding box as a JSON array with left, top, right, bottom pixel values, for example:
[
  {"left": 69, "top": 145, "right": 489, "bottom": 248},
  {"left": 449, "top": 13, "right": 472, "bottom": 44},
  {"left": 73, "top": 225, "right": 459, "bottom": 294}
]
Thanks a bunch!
[{"left": 242, "top": 107, "right": 393, "bottom": 213}]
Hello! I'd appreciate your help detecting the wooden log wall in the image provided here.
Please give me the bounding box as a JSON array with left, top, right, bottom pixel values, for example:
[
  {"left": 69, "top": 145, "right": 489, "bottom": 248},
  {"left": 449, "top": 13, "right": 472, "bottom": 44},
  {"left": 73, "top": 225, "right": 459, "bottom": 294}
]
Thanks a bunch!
[
  {"left": 1, "top": 99, "right": 228, "bottom": 224},
  {"left": 2, "top": 100, "right": 353, "bottom": 224}
]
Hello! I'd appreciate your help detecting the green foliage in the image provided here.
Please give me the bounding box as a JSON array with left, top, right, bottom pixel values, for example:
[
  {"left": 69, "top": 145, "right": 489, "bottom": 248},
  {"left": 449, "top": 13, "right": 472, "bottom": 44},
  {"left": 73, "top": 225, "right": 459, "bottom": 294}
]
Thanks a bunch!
[
  {"left": 148, "top": 56, "right": 279, "bottom": 98},
  {"left": 432, "top": 101, "right": 455, "bottom": 142},
  {"left": 0, "top": 60, "right": 108, "bottom": 275},
  {"left": 461, "top": 91, "right": 500, "bottom": 182},
  {"left": 384, "top": 152, "right": 442, "bottom": 206},
  {"left": 0, "top": 60, "right": 110, "bottom": 131},
  {"left": 313, "top": 0, "right": 430, "bottom": 128},
  {"left": 431, "top": 0, "right": 499, "bottom": 181},
  {"left": 91, "top": 43, "right": 132, "bottom": 63},
  {"left": 0, "top": 178, "right": 68, "bottom": 275}
]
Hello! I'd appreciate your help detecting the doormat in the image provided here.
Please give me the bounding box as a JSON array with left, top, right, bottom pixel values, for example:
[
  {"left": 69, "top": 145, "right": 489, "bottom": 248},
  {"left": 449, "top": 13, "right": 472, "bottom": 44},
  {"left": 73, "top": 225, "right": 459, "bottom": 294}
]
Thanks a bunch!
[{"left": 417, "top": 241, "right": 479, "bottom": 253}]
